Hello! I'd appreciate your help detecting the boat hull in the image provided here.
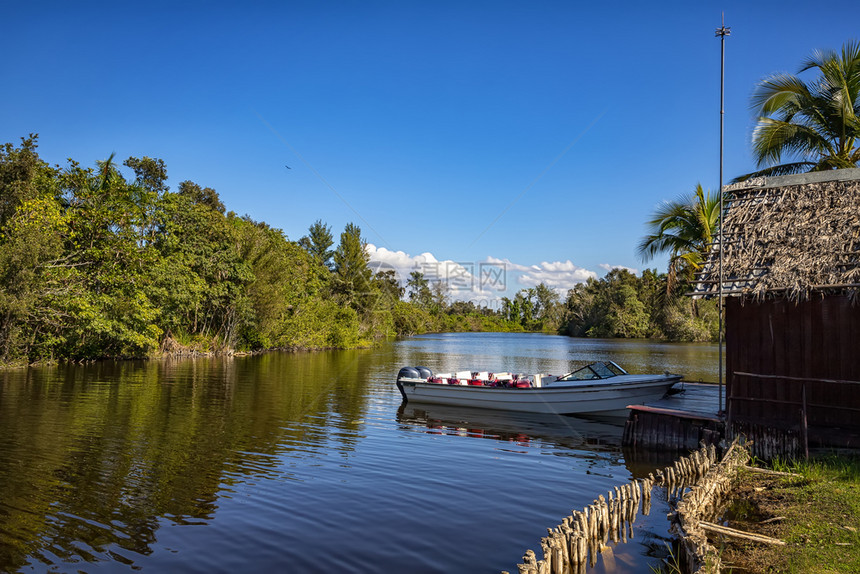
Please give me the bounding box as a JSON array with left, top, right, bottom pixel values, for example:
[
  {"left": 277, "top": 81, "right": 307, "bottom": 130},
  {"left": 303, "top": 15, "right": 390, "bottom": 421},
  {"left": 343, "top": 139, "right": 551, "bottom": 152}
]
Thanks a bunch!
[{"left": 396, "top": 375, "right": 681, "bottom": 417}]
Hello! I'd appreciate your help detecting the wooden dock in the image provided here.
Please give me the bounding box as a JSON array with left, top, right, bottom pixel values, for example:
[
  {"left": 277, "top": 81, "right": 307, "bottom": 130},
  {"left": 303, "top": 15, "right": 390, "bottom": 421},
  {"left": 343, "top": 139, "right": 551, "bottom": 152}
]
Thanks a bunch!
[
  {"left": 647, "top": 382, "right": 721, "bottom": 415},
  {"left": 622, "top": 383, "right": 725, "bottom": 450}
]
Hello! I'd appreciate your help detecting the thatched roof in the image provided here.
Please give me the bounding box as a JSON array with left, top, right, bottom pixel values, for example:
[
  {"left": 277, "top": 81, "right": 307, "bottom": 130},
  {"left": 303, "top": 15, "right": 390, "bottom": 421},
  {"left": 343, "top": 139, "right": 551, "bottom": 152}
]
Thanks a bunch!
[{"left": 694, "top": 168, "right": 860, "bottom": 301}]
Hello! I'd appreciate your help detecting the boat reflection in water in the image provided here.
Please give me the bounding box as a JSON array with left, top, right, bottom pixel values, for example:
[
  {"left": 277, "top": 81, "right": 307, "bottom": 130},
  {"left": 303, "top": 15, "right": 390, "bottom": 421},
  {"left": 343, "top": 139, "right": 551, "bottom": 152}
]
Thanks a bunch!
[
  {"left": 396, "top": 403, "right": 680, "bottom": 474},
  {"left": 396, "top": 403, "right": 681, "bottom": 571},
  {"left": 397, "top": 402, "right": 624, "bottom": 450}
]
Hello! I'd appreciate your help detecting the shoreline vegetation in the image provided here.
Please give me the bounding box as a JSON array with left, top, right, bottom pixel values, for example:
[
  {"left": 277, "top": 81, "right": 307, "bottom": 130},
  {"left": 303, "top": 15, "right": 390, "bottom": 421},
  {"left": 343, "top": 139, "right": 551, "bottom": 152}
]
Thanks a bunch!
[
  {"left": 0, "top": 136, "right": 718, "bottom": 368},
  {"left": 716, "top": 455, "right": 860, "bottom": 573}
]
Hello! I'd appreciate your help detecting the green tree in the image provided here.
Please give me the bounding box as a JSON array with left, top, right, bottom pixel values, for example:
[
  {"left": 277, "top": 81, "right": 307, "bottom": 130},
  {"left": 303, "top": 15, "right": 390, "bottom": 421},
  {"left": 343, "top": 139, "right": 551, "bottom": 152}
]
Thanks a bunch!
[
  {"left": 298, "top": 219, "right": 335, "bottom": 269},
  {"left": 0, "top": 195, "right": 69, "bottom": 362},
  {"left": 735, "top": 40, "right": 860, "bottom": 181},
  {"left": 373, "top": 270, "right": 404, "bottom": 305},
  {"left": 177, "top": 180, "right": 225, "bottom": 214},
  {"left": 332, "top": 223, "right": 372, "bottom": 310},
  {"left": 233, "top": 218, "right": 305, "bottom": 349},
  {"left": 561, "top": 282, "right": 599, "bottom": 337},
  {"left": 537, "top": 284, "right": 562, "bottom": 331},
  {"left": 149, "top": 181, "right": 251, "bottom": 350},
  {"left": 429, "top": 280, "right": 449, "bottom": 315},
  {"left": 499, "top": 284, "right": 562, "bottom": 331},
  {"left": 406, "top": 271, "right": 432, "bottom": 308},
  {"left": 56, "top": 155, "right": 164, "bottom": 358},
  {"left": 1, "top": 137, "right": 558, "bottom": 362},
  {"left": 501, "top": 296, "right": 519, "bottom": 323},
  {"left": 514, "top": 290, "right": 534, "bottom": 327},
  {"left": 562, "top": 270, "right": 649, "bottom": 338},
  {"left": 637, "top": 183, "right": 719, "bottom": 293},
  {"left": 599, "top": 282, "right": 649, "bottom": 338},
  {"left": 124, "top": 156, "right": 169, "bottom": 195},
  {"left": 0, "top": 134, "right": 58, "bottom": 228}
]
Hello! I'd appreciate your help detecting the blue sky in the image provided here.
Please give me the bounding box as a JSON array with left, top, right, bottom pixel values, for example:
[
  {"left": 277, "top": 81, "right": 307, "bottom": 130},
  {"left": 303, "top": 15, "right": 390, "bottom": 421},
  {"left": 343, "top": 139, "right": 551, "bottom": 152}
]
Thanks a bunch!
[{"left": 4, "top": 1, "right": 857, "bottom": 303}]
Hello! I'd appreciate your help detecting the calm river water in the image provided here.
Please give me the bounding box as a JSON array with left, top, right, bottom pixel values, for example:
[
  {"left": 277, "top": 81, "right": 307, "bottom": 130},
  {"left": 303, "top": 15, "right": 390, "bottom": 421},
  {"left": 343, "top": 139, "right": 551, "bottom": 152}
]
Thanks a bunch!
[{"left": 0, "top": 333, "right": 719, "bottom": 573}]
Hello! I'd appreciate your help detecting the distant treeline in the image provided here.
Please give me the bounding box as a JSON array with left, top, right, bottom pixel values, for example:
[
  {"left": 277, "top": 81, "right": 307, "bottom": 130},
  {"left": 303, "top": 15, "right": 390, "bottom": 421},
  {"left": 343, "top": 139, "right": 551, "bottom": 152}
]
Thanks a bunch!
[
  {"left": 0, "top": 136, "right": 716, "bottom": 366},
  {"left": 500, "top": 269, "right": 718, "bottom": 341}
]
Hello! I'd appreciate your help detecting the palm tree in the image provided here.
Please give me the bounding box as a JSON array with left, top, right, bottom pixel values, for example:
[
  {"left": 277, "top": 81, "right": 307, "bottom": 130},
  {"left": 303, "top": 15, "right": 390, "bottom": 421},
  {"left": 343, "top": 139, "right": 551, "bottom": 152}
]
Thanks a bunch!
[
  {"left": 637, "top": 183, "right": 720, "bottom": 293},
  {"left": 734, "top": 40, "right": 860, "bottom": 181},
  {"left": 95, "top": 152, "right": 120, "bottom": 192}
]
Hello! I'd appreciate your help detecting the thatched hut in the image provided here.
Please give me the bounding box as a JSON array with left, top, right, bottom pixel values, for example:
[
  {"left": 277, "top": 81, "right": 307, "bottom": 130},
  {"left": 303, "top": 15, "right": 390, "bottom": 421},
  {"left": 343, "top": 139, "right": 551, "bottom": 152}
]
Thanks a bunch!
[{"left": 695, "top": 168, "right": 860, "bottom": 453}]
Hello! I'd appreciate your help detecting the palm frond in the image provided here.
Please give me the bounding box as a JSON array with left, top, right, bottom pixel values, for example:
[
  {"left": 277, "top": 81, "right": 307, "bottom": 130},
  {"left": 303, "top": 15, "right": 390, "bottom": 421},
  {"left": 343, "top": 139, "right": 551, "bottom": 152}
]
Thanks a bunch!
[
  {"left": 638, "top": 183, "right": 718, "bottom": 274},
  {"left": 730, "top": 162, "right": 817, "bottom": 183},
  {"left": 746, "top": 41, "right": 860, "bottom": 178},
  {"left": 752, "top": 118, "right": 836, "bottom": 166},
  {"left": 95, "top": 152, "right": 118, "bottom": 192},
  {"left": 752, "top": 73, "right": 812, "bottom": 116},
  {"left": 799, "top": 48, "right": 838, "bottom": 74}
]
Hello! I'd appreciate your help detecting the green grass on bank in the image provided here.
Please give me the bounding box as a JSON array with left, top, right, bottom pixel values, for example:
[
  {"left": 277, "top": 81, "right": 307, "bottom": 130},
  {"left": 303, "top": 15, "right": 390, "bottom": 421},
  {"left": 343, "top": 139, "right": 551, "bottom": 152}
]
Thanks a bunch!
[{"left": 723, "top": 454, "right": 860, "bottom": 573}]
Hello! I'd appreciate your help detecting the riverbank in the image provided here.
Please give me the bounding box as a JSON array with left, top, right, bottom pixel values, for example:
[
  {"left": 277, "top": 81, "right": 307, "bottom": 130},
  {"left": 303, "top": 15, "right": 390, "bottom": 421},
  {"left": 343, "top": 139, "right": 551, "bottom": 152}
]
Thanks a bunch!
[
  {"left": 0, "top": 328, "right": 516, "bottom": 369},
  {"left": 718, "top": 455, "right": 860, "bottom": 573}
]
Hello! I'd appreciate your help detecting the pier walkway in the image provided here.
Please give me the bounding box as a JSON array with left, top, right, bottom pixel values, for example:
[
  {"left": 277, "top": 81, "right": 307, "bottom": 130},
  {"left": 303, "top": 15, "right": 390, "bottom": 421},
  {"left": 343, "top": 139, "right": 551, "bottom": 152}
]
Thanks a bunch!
[
  {"left": 646, "top": 382, "right": 721, "bottom": 416},
  {"left": 623, "top": 383, "right": 724, "bottom": 450}
]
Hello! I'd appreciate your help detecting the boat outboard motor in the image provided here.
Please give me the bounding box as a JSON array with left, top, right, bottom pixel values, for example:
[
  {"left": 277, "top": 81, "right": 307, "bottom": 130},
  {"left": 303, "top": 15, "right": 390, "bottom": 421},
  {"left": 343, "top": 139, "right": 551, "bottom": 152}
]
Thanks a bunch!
[
  {"left": 415, "top": 366, "right": 433, "bottom": 379},
  {"left": 397, "top": 367, "right": 420, "bottom": 381},
  {"left": 396, "top": 367, "right": 425, "bottom": 402}
]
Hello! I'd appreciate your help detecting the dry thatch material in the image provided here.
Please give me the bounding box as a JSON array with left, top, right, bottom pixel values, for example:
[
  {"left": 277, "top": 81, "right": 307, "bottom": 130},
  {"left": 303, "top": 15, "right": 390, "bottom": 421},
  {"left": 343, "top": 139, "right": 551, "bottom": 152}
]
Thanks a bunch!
[{"left": 695, "top": 169, "right": 860, "bottom": 301}]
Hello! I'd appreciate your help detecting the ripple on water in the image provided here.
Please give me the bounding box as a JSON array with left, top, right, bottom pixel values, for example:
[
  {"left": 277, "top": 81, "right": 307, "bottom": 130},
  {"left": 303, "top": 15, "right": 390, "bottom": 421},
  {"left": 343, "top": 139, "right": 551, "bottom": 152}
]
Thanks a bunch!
[{"left": 0, "top": 335, "right": 713, "bottom": 573}]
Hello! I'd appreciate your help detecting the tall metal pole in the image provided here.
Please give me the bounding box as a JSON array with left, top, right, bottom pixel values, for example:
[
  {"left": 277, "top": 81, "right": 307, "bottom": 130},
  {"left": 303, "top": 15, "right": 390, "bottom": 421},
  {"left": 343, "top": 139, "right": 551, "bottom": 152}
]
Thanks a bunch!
[{"left": 716, "top": 16, "right": 730, "bottom": 416}]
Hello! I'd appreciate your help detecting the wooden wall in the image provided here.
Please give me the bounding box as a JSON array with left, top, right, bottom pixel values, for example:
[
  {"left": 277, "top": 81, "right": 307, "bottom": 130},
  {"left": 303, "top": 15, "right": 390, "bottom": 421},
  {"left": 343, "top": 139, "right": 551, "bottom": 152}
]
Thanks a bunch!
[{"left": 726, "top": 294, "right": 860, "bottom": 448}]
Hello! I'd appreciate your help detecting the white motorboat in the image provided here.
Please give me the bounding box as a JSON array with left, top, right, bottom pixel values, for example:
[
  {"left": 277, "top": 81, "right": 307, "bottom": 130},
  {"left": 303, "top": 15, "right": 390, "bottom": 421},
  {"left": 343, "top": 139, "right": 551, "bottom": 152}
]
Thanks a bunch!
[{"left": 395, "top": 361, "right": 682, "bottom": 417}]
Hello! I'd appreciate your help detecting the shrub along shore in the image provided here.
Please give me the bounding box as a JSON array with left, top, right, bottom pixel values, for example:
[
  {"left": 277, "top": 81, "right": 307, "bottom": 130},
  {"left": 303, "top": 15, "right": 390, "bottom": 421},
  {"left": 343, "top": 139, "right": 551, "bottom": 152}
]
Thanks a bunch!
[{"left": 0, "top": 136, "right": 717, "bottom": 367}]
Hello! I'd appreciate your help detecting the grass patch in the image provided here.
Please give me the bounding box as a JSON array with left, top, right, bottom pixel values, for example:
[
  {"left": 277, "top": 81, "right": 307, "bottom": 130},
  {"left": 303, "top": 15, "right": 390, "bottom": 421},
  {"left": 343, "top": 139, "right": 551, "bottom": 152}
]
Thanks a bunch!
[{"left": 719, "top": 454, "right": 860, "bottom": 573}]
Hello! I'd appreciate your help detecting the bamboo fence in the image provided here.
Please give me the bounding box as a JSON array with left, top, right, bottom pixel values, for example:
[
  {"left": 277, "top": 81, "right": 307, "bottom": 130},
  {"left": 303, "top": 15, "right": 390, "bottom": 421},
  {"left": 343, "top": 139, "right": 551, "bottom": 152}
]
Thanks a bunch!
[{"left": 503, "top": 442, "right": 720, "bottom": 574}]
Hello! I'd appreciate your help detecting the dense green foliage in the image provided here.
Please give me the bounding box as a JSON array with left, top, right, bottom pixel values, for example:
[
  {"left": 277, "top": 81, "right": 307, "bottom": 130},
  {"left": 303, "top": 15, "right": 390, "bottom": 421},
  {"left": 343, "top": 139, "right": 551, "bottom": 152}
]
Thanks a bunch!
[
  {"left": 560, "top": 269, "right": 718, "bottom": 341},
  {"left": 0, "top": 136, "right": 720, "bottom": 365},
  {"left": 500, "top": 284, "right": 562, "bottom": 332},
  {"left": 497, "top": 269, "right": 718, "bottom": 342},
  {"left": 0, "top": 137, "right": 524, "bottom": 365},
  {"left": 298, "top": 219, "right": 335, "bottom": 268},
  {"left": 735, "top": 40, "right": 860, "bottom": 181}
]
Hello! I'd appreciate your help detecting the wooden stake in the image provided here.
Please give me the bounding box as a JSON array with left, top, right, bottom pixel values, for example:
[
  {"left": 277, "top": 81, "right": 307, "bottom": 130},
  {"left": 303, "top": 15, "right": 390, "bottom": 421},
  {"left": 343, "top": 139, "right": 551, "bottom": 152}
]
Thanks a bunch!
[
  {"left": 523, "top": 549, "right": 537, "bottom": 567},
  {"left": 741, "top": 465, "right": 803, "bottom": 478},
  {"left": 698, "top": 521, "right": 786, "bottom": 545}
]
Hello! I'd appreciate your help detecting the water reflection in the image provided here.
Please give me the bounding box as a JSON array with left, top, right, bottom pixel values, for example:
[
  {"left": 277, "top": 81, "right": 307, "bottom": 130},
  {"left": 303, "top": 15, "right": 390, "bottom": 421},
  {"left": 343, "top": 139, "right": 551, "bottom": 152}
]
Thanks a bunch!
[
  {"left": 0, "top": 334, "right": 718, "bottom": 573},
  {"left": 393, "top": 403, "right": 684, "bottom": 574},
  {"left": 396, "top": 403, "right": 680, "bottom": 478},
  {"left": 0, "top": 350, "right": 376, "bottom": 572},
  {"left": 397, "top": 403, "right": 623, "bottom": 451}
]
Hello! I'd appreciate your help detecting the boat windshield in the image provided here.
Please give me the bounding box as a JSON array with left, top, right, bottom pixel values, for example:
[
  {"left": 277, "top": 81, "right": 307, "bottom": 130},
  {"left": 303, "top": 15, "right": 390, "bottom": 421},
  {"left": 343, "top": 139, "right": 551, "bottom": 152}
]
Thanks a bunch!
[{"left": 557, "top": 361, "right": 627, "bottom": 381}]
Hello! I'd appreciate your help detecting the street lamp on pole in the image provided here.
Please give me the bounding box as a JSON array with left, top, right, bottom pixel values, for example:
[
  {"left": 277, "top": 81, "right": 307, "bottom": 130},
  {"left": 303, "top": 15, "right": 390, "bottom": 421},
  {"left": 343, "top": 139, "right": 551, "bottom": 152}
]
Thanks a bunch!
[{"left": 715, "top": 15, "right": 730, "bottom": 416}]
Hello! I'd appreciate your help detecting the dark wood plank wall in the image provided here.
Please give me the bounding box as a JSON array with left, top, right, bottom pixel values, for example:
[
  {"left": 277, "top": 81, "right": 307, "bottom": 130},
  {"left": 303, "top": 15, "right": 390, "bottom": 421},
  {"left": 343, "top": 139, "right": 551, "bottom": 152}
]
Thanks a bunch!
[{"left": 726, "top": 295, "right": 860, "bottom": 442}]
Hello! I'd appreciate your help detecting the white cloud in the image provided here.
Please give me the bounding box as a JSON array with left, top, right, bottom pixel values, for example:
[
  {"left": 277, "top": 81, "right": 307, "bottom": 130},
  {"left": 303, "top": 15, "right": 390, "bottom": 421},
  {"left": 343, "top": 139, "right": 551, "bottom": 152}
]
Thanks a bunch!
[
  {"left": 598, "top": 263, "right": 639, "bottom": 275},
  {"left": 518, "top": 260, "right": 597, "bottom": 290},
  {"left": 483, "top": 255, "right": 533, "bottom": 273},
  {"left": 366, "top": 245, "right": 471, "bottom": 285},
  {"left": 365, "top": 245, "right": 432, "bottom": 278},
  {"left": 367, "top": 245, "right": 600, "bottom": 304}
]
